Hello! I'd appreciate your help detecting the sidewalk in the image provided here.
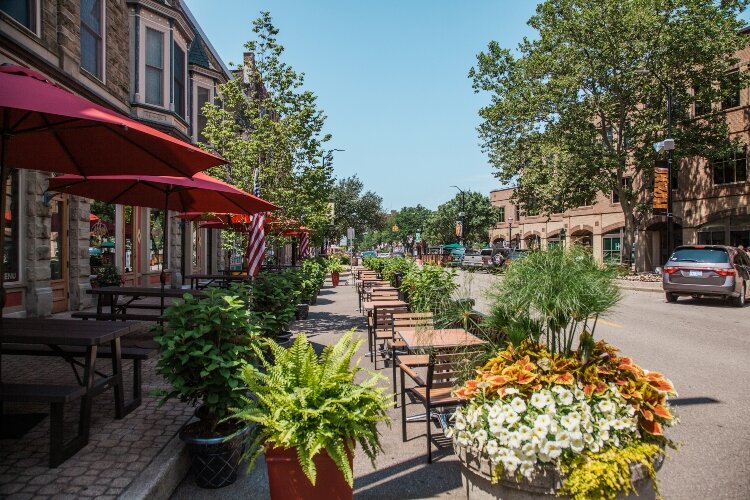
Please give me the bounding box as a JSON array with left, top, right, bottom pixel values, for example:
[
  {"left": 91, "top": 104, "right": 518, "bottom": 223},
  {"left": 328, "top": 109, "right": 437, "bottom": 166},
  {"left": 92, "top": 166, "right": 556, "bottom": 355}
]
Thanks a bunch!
[{"left": 170, "top": 270, "right": 466, "bottom": 499}]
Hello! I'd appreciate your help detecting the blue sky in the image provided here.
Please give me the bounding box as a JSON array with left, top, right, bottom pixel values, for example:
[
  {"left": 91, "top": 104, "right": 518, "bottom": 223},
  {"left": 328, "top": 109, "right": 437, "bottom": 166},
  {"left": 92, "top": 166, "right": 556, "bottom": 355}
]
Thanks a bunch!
[
  {"left": 186, "top": 1, "right": 750, "bottom": 211},
  {"left": 185, "top": 0, "right": 539, "bottom": 211}
]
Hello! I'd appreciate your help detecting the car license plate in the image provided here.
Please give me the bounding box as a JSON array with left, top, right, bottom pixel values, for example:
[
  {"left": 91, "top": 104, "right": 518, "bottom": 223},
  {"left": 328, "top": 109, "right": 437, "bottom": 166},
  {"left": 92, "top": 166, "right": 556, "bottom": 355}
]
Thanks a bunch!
[{"left": 688, "top": 270, "right": 702, "bottom": 277}]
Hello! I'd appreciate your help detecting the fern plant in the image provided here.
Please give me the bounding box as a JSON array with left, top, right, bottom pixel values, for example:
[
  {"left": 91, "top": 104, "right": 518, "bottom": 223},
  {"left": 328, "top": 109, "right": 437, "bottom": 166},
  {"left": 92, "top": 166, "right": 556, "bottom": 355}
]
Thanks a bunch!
[{"left": 232, "top": 330, "right": 391, "bottom": 486}]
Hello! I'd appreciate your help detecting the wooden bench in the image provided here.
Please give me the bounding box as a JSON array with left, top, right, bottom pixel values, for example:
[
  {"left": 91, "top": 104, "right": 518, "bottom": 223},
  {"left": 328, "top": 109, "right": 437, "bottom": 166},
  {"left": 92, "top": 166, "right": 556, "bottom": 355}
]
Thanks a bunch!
[
  {"left": 71, "top": 312, "right": 164, "bottom": 322},
  {"left": 0, "top": 383, "right": 87, "bottom": 467},
  {"left": 1, "top": 344, "right": 157, "bottom": 413}
]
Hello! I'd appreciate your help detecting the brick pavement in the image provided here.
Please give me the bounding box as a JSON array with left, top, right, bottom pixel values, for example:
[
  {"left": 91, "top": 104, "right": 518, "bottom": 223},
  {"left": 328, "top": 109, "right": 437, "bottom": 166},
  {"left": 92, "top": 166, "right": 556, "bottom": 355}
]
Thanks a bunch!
[{"left": 0, "top": 317, "right": 194, "bottom": 499}]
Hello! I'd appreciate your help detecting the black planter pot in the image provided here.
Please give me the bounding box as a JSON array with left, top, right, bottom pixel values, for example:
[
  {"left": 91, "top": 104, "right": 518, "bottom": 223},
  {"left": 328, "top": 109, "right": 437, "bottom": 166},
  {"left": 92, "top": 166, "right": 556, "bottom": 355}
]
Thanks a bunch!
[
  {"left": 296, "top": 303, "right": 310, "bottom": 320},
  {"left": 179, "top": 421, "right": 251, "bottom": 489},
  {"left": 310, "top": 292, "right": 318, "bottom": 305}
]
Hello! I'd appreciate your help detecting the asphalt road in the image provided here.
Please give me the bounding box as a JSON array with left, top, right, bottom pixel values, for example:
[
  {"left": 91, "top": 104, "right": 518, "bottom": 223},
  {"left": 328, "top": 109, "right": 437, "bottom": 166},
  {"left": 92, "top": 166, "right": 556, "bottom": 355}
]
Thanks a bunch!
[{"left": 455, "top": 270, "right": 750, "bottom": 499}]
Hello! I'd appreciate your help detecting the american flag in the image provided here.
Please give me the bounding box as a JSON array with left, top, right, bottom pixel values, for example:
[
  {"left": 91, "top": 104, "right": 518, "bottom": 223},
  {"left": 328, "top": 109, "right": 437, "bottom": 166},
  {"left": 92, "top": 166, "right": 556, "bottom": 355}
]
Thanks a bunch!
[
  {"left": 299, "top": 231, "right": 310, "bottom": 259},
  {"left": 245, "top": 169, "right": 266, "bottom": 276}
]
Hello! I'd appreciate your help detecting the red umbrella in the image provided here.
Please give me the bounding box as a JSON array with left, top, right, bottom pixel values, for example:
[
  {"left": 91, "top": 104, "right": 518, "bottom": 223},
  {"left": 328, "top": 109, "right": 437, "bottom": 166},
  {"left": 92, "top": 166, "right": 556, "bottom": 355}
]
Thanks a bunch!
[
  {"left": 0, "top": 64, "right": 226, "bottom": 314},
  {"left": 48, "top": 173, "right": 277, "bottom": 308}
]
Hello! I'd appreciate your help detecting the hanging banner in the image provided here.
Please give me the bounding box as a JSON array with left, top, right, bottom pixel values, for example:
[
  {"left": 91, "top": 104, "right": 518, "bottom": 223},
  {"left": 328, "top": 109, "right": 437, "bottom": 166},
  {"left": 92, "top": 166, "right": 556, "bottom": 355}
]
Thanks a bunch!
[{"left": 653, "top": 160, "right": 669, "bottom": 216}]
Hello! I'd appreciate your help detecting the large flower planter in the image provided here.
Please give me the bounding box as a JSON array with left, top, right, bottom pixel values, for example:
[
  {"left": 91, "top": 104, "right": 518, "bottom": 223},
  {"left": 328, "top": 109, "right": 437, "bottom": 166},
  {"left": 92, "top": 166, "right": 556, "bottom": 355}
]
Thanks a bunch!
[
  {"left": 179, "top": 422, "right": 250, "bottom": 489},
  {"left": 456, "top": 446, "right": 662, "bottom": 500},
  {"left": 265, "top": 446, "right": 353, "bottom": 500}
]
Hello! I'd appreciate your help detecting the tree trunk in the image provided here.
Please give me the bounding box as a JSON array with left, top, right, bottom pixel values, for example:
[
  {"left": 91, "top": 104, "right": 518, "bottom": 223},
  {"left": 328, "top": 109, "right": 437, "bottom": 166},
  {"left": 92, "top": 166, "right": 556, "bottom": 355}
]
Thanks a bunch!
[{"left": 622, "top": 211, "right": 636, "bottom": 269}]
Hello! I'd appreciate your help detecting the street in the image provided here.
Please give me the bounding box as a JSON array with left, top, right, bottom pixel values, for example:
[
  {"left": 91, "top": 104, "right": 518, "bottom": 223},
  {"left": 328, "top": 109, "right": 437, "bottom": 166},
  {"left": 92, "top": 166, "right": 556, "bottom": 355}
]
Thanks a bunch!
[{"left": 455, "top": 270, "right": 750, "bottom": 499}]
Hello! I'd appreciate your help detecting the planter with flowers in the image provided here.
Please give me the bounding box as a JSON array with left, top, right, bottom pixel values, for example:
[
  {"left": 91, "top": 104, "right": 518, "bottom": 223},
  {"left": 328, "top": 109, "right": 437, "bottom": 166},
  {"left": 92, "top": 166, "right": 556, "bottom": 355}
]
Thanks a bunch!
[{"left": 449, "top": 247, "right": 677, "bottom": 499}]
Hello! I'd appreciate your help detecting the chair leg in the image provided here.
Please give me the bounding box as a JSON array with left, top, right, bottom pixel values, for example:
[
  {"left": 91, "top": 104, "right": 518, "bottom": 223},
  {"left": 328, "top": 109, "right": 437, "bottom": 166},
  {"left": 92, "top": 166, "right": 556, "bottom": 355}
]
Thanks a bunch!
[
  {"left": 426, "top": 403, "right": 432, "bottom": 463},
  {"left": 400, "top": 374, "right": 407, "bottom": 442},
  {"left": 392, "top": 348, "right": 398, "bottom": 406}
]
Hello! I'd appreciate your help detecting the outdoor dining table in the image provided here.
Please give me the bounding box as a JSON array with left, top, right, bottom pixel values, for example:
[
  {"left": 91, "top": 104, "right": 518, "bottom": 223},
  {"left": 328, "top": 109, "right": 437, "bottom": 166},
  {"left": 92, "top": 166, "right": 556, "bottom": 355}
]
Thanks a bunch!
[
  {"left": 396, "top": 327, "right": 487, "bottom": 351},
  {"left": 87, "top": 286, "right": 205, "bottom": 319},
  {"left": 184, "top": 273, "right": 250, "bottom": 290},
  {"left": 361, "top": 299, "right": 409, "bottom": 313},
  {"left": 0, "top": 318, "right": 141, "bottom": 466}
]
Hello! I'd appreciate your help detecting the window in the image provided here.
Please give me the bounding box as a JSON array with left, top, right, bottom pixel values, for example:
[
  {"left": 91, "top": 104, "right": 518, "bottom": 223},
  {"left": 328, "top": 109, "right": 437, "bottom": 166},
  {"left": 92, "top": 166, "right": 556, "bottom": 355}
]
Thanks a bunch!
[
  {"left": 149, "top": 208, "right": 164, "bottom": 271},
  {"left": 196, "top": 86, "right": 210, "bottom": 142},
  {"left": 611, "top": 176, "right": 632, "bottom": 204},
  {"left": 80, "top": 0, "right": 103, "bottom": 79},
  {"left": 497, "top": 206, "right": 505, "bottom": 224},
  {"left": 721, "top": 71, "right": 741, "bottom": 110},
  {"left": 145, "top": 28, "right": 164, "bottom": 106},
  {"left": 713, "top": 148, "right": 747, "bottom": 185},
  {"left": 0, "top": 0, "right": 36, "bottom": 32},
  {"left": 693, "top": 85, "right": 709, "bottom": 117},
  {"left": 514, "top": 205, "right": 520, "bottom": 221},
  {"left": 173, "top": 43, "right": 185, "bottom": 117},
  {"left": 603, "top": 231, "right": 623, "bottom": 264},
  {"left": 3, "top": 170, "right": 19, "bottom": 282},
  {"left": 123, "top": 206, "right": 136, "bottom": 273},
  {"left": 697, "top": 229, "right": 726, "bottom": 246}
]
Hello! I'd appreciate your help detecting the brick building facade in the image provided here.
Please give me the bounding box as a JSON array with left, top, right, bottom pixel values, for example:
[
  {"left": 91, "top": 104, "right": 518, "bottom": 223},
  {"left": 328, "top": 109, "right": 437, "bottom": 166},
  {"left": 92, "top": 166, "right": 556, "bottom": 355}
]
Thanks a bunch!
[{"left": 1, "top": 0, "right": 230, "bottom": 316}]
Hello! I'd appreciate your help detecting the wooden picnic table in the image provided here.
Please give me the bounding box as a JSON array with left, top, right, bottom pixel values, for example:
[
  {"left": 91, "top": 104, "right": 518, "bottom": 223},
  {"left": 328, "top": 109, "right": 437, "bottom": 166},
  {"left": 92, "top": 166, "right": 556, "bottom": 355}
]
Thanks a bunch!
[
  {"left": 184, "top": 273, "right": 250, "bottom": 290},
  {"left": 396, "top": 328, "right": 486, "bottom": 351},
  {"left": 0, "top": 319, "right": 141, "bottom": 466},
  {"left": 87, "top": 286, "right": 205, "bottom": 321}
]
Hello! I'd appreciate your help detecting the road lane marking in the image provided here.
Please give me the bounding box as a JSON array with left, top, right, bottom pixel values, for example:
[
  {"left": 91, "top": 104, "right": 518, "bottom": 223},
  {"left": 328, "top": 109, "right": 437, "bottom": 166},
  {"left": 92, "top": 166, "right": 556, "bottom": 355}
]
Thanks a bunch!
[{"left": 597, "top": 318, "right": 623, "bottom": 328}]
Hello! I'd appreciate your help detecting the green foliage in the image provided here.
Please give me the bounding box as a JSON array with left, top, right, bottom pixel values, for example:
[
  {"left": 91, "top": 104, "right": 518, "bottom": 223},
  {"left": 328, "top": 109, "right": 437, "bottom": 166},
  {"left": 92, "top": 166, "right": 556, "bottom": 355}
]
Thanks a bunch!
[
  {"left": 233, "top": 331, "right": 391, "bottom": 486},
  {"left": 295, "top": 259, "right": 325, "bottom": 302},
  {"left": 470, "top": 0, "right": 749, "bottom": 262},
  {"left": 155, "top": 289, "right": 261, "bottom": 433},
  {"left": 325, "top": 255, "right": 344, "bottom": 273},
  {"left": 560, "top": 443, "right": 664, "bottom": 500},
  {"left": 423, "top": 191, "right": 498, "bottom": 247},
  {"left": 363, "top": 256, "right": 387, "bottom": 275},
  {"left": 200, "top": 12, "right": 334, "bottom": 241},
  {"left": 380, "top": 257, "right": 416, "bottom": 284},
  {"left": 249, "top": 270, "right": 300, "bottom": 338},
  {"left": 392, "top": 205, "right": 432, "bottom": 252},
  {"left": 488, "top": 246, "right": 621, "bottom": 355},
  {"left": 399, "top": 264, "right": 458, "bottom": 314},
  {"left": 92, "top": 264, "right": 123, "bottom": 287},
  {"left": 330, "top": 176, "right": 386, "bottom": 246}
]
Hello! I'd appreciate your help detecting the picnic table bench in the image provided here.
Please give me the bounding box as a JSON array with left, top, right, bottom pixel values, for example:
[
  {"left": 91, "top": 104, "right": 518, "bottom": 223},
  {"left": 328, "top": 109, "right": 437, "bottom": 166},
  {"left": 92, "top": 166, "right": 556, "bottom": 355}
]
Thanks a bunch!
[
  {"left": 184, "top": 273, "right": 250, "bottom": 290},
  {"left": 86, "top": 286, "right": 204, "bottom": 322}
]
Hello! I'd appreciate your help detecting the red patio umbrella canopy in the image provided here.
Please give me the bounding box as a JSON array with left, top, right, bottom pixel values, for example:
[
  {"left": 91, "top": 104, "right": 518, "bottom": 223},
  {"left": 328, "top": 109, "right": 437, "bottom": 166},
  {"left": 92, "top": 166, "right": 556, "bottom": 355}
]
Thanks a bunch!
[
  {"left": 47, "top": 173, "right": 277, "bottom": 215},
  {"left": 0, "top": 65, "right": 225, "bottom": 177}
]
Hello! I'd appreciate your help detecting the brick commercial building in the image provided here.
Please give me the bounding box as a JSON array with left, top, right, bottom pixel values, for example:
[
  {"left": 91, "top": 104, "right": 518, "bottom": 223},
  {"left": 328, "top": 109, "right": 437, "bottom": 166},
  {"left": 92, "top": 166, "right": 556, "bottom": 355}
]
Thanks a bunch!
[
  {"left": 490, "top": 35, "right": 750, "bottom": 272},
  {"left": 1, "top": 0, "right": 230, "bottom": 316}
]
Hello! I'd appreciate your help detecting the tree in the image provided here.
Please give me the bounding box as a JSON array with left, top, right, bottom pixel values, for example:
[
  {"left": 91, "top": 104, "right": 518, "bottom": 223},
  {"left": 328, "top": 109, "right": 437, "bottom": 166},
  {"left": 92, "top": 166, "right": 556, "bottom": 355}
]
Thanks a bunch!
[
  {"left": 392, "top": 205, "right": 432, "bottom": 253},
  {"left": 470, "top": 0, "right": 748, "bottom": 264},
  {"left": 329, "top": 175, "right": 386, "bottom": 247},
  {"left": 200, "top": 12, "right": 334, "bottom": 245},
  {"left": 423, "top": 191, "right": 499, "bottom": 247}
]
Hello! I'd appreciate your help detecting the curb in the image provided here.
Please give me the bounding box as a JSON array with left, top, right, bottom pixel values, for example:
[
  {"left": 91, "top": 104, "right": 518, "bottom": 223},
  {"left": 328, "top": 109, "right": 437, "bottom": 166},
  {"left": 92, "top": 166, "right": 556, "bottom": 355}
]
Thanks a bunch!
[
  {"left": 616, "top": 281, "right": 663, "bottom": 294},
  {"left": 120, "top": 426, "right": 191, "bottom": 500}
]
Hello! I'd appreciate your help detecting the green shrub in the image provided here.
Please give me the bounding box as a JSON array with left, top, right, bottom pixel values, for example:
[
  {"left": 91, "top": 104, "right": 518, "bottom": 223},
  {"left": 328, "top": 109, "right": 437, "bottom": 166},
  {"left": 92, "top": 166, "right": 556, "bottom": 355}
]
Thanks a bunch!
[
  {"left": 399, "top": 263, "right": 458, "bottom": 314},
  {"left": 381, "top": 257, "right": 416, "bottom": 284},
  {"left": 249, "top": 270, "right": 300, "bottom": 338}
]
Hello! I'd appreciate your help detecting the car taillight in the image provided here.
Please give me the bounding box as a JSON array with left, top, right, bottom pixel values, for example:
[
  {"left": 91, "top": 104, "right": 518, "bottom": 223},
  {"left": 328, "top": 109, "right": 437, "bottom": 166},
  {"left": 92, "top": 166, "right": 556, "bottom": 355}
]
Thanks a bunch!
[
  {"left": 714, "top": 269, "right": 736, "bottom": 277},
  {"left": 663, "top": 266, "right": 680, "bottom": 274}
]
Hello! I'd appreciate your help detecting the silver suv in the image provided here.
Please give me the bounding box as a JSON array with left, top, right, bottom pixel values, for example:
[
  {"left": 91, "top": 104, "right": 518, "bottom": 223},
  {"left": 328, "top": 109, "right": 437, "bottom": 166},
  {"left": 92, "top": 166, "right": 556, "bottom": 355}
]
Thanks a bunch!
[{"left": 662, "top": 245, "right": 750, "bottom": 307}]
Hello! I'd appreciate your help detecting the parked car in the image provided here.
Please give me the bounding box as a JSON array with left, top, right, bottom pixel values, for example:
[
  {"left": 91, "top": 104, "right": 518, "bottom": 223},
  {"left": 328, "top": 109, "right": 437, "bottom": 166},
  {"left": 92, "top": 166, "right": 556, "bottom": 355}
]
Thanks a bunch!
[
  {"left": 662, "top": 245, "right": 750, "bottom": 307},
  {"left": 377, "top": 252, "right": 391, "bottom": 258},
  {"left": 361, "top": 251, "right": 377, "bottom": 258},
  {"left": 493, "top": 248, "right": 529, "bottom": 268},
  {"left": 462, "top": 248, "right": 495, "bottom": 270}
]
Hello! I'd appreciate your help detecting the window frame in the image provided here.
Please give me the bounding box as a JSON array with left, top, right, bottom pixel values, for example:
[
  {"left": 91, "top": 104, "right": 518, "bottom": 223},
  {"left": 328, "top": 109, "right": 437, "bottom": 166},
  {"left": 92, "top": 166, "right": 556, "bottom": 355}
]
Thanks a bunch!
[
  {"left": 497, "top": 206, "right": 505, "bottom": 224},
  {"left": 2, "top": 169, "right": 20, "bottom": 282},
  {"left": 611, "top": 176, "right": 632, "bottom": 204},
  {"left": 0, "top": 0, "right": 39, "bottom": 36},
  {"left": 721, "top": 71, "right": 741, "bottom": 110},
  {"left": 195, "top": 86, "right": 211, "bottom": 143},
  {"left": 173, "top": 41, "right": 186, "bottom": 118},
  {"left": 712, "top": 147, "right": 748, "bottom": 186},
  {"left": 144, "top": 26, "right": 166, "bottom": 107},
  {"left": 80, "top": 0, "right": 105, "bottom": 81}
]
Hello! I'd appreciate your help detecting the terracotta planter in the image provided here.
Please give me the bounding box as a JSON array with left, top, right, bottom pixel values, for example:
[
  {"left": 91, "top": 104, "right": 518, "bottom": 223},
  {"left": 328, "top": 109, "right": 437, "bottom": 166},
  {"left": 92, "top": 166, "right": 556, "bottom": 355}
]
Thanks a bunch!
[
  {"left": 265, "top": 446, "right": 353, "bottom": 500},
  {"left": 457, "top": 446, "right": 662, "bottom": 500},
  {"left": 331, "top": 271, "right": 340, "bottom": 287}
]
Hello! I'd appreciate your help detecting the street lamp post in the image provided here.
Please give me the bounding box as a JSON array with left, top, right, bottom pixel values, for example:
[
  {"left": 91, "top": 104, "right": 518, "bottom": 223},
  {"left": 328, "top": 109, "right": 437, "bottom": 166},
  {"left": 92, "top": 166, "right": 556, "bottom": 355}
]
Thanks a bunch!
[
  {"left": 560, "top": 227, "right": 566, "bottom": 247},
  {"left": 508, "top": 217, "right": 514, "bottom": 248},
  {"left": 636, "top": 69, "right": 675, "bottom": 259},
  {"left": 451, "top": 186, "right": 466, "bottom": 246}
]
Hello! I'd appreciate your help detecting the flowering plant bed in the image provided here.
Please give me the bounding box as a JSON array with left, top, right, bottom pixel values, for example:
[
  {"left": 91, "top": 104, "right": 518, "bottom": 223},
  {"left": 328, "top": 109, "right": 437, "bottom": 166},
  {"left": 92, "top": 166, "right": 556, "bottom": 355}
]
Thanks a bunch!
[{"left": 449, "top": 341, "right": 676, "bottom": 499}]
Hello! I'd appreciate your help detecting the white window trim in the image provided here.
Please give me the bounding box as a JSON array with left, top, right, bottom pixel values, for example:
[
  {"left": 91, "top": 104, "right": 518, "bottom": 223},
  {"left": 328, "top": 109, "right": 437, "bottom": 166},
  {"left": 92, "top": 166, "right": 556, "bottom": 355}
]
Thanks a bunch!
[
  {"left": 172, "top": 39, "right": 188, "bottom": 117},
  {"left": 140, "top": 21, "right": 169, "bottom": 108},
  {"left": 192, "top": 83, "right": 213, "bottom": 142},
  {"left": 0, "top": 0, "right": 41, "bottom": 38},
  {"left": 80, "top": 0, "right": 106, "bottom": 83}
]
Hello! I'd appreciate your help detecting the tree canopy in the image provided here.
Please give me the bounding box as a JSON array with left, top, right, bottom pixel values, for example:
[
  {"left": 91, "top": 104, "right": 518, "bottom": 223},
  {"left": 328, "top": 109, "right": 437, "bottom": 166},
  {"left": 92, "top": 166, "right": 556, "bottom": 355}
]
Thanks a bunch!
[
  {"left": 471, "top": 0, "right": 748, "bottom": 262},
  {"left": 200, "top": 12, "right": 334, "bottom": 243},
  {"left": 424, "top": 191, "right": 499, "bottom": 248},
  {"left": 329, "top": 175, "right": 386, "bottom": 247}
]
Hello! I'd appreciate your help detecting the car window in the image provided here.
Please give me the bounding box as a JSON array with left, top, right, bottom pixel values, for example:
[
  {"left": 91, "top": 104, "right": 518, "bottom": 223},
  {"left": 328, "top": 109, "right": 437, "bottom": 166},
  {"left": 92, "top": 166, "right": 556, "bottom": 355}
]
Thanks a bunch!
[
  {"left": 669, "top": 248, "right": 729, "bottom": 264},
  {"left": 481, "top": 249, "right": 492, "bottom": 256}
]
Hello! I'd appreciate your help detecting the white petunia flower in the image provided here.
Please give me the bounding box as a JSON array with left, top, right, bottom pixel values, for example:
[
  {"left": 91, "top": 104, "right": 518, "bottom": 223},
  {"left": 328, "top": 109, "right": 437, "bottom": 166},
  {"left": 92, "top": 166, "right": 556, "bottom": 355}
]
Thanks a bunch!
[
  {"left": 570, "top": 435, "right": 585, "bottom": 453},
  {"left": 555, "top": 431, "right": 571, "bottom": 448},
  {"left": 475, "top": 429, "right": 488, "bottom": 447},
  {"left": 505, "top": 413, "right": 521, "bottom": 426},
  {"left": 530, "top": 392, "right": 547, "bottom": 409},
  {"left": 598, "top": 399, "right": 615, "bottom": 414},
  {"left": 510, "top": 397, "right": 527, "bottom": 414},
  {"left": 557, "top": 389, "right": 574, "bottom": 406},
  {"left": 486, "top": 439, "right": 499, "bottom": 457},
  {"left": 517, "top": 425, "right": 533, "bottom": 440},
  {"left": 534, "top": 414, "right": 552, "bottom": 429}
]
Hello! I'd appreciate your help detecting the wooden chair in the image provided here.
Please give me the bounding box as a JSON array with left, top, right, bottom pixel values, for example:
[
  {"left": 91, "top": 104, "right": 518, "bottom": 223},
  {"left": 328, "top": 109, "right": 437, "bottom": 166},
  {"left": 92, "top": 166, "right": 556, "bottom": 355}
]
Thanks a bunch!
[
  {"left": 368, "top": 304, "right": 408, "bottom": 368},
  {"left": 390, "top": 312, "right": 434, "bottom": 404},
  {"left": 400, "top": 350, "right": 481, "bottom": 463},
  {"left": 359, "top": 280, "right": 391, "bottom": 312},
  {"left": 369, "top": 289, "right": 399, "bottom": 301}
]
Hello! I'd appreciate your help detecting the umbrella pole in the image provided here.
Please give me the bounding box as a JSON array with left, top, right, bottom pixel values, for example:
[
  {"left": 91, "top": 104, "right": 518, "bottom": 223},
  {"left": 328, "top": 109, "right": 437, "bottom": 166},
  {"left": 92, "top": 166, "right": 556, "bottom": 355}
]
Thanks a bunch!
[
  {"left": 0, "top": 118, "right": 9, "bottom": 318},
  {"left": 160, "top": 190, "right": 169, "bottom": 314}
]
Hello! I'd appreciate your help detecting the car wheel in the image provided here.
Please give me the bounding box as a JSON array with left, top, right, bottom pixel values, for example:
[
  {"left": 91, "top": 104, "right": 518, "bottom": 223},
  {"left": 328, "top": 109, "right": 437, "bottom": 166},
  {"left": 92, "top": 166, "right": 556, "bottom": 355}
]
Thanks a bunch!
[
  {"left": 665, "top": 292, "right": 678, "bottom": 303},
  {"left": 732, "top": 280, "right": 747, "bottom": 307}
]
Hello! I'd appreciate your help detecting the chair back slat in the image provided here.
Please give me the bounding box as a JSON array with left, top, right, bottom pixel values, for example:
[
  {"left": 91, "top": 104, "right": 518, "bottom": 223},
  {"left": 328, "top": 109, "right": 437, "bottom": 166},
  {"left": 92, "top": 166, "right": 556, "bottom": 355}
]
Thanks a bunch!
[
  {"left": 392, "top": 312, "right": 434, "bottom": 330},
  {"left": 426, "top": 350, "right": 485, "bottom": 390},
  {"left": 373, "top": 305, "right": 408, "bottom": 330}
]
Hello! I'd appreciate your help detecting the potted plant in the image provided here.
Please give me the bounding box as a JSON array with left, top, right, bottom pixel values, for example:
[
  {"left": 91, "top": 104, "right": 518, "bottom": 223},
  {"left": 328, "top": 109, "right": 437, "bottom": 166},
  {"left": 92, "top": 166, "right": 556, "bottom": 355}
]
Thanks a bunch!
[
  {"left": 248, "top": 270, "right": 299, "bottom": 343},
  {"left": 90, "top": 264, "right": 124, "bottom": 307},
  {"left": 448, "top": 247, "right": 677, "bottom": 499},
  {"left": 233, "top": 330, "right": 391, "bottom": 500},
  {"left": 154, "top": 288, "right": 261, "bottom": 489},
  {"left": 327, "top": 256, "right": 344, "bottom": 287}
]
